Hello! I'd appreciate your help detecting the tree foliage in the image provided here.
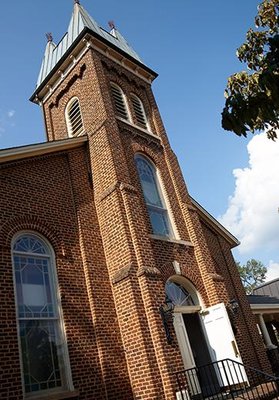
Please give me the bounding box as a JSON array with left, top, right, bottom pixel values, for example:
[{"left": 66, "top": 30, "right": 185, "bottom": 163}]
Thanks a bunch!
[
  {"left": 222, "top": 0, "right": 279, "bottom": 140},
  {"left": 236, "top": 258, "right": 267, "bottom": 294}
]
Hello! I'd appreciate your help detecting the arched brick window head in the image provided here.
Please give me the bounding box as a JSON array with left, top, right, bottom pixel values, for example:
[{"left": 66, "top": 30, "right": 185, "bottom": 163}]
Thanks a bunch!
[
  {"left": 135, "top": 155, "right": 173, "bottom": 237},
  {"left": 110, "top": 82, "right": 130, "bottom": 121},
  {"left": 66, "top": 97, "right": 84, "bottom": 137},
  {"left": 12, "top": 233, "right": 72, "bottom": 396},
  {"left": 131, "top": 94, "right": 149, "bottom": 131}
]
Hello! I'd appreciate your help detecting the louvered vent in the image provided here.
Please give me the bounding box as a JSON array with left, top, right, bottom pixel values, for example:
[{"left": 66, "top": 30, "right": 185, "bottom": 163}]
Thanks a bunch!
[
  {"left": 111, "top": 84, "right": 129, "bottom": 120},
  {"left": 131, "top": 95, "right": 148, "bottom": 129},
  {"left": 67, "top": 98, "right": 84, "bottom": 136}
]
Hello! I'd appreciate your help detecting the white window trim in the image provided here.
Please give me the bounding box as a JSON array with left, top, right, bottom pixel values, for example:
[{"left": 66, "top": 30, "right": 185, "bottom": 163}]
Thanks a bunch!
[
  {"left": 155, "top": 167, "right": 180, "bottom": 239},
  {"left": 11, "top": 231, "right": 74, "bottom": 399},
  {"left": 65, "top": 97, "right": 85, "bottom": 138},
  {"left": 130, "top": 93, "right": 151, "bottom": 133},
  {"left": 149, "top": 234, "right": 192, "bottom": 247},
  {"left": 110, "top": 82, "right": 132, "bottom": 122},
  {"left": 135, "top": 154, "right": 179, "bottom": 240}
]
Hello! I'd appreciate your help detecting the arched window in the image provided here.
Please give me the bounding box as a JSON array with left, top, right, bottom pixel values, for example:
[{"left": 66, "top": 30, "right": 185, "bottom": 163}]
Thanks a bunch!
[
  {"left": 131, "top": 94, "right": 149, "bottom": 130},
  {"left": 66, "top": 97, "right": 84, "bottom": 137},
  {"left": 135, "top": 155, "right": 173, "bottom": 237},
  {"left": 12, "top": 233, "right": 71, "bottom": 395},
  {"left": 110, "top": 83, "right": 129, "bottom": 120},
  {"left": 165, "top": 281, "right": 196, "bottom": 307}
]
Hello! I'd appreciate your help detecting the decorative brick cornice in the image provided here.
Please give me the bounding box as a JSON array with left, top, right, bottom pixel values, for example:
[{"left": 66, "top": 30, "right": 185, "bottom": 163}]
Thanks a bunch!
[
  {"left": 111, "top": 264, "right": 133, "bottom": 284},
  {"left": 102, "top": 58, "right": 152, "bottom": 87},
  {"left": 99, "top": 181, "right": 119, "bottom": 201},
  {"left": 208, "top": 273, "right": 225, "bottom": 282},
  {"left": 137, "top": 265, "right": 161, "bottom": 278},
  {"left": 49, "top": 64, "right": 86, "bottom": 109},
  {"left": 99, "top": 181, "right": 138, "bottom": 201},
  {"left": 119, "top": 182, "right": 138, "bottom": 194}
]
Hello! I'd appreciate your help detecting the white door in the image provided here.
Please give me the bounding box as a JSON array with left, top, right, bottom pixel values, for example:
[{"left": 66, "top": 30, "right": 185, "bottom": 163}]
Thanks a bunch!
[
  {"left": 200, "top": 302, "right": 248, "bottom": 386},
  {"left": 173, "top": 313, "right": 201, "bottom": 396}
]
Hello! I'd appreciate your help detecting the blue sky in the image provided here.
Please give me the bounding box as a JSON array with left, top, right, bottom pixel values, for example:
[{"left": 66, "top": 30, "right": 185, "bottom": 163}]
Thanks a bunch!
[{"left": 0, "top": 0, "right": 278, "bottom": 279}]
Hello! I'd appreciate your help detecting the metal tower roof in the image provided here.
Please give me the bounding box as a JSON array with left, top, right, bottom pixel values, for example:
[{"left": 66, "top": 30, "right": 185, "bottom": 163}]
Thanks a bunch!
[{"left": 36, "top": 2, "right": 143, "bottom": 89}]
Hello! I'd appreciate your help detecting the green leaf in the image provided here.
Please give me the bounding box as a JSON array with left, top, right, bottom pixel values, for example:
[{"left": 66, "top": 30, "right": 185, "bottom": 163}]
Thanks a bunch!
[{"left": 222, "top": 0, "right": 279, "bottom": 140}]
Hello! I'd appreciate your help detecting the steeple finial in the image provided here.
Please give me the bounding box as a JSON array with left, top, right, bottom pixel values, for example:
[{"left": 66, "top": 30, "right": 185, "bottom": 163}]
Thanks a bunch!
[
  {"left": 108, "top": 20, "right": 116, "bottom": 30},
  {"left": 46, "top": 32, "right": 53, "bottom": 42},
  {"left": 74, "top": 0, "right": 80, "bottom": 4}
]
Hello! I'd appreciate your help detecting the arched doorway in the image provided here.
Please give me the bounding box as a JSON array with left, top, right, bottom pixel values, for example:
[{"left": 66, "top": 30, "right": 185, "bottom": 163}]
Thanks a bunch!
[
  {"left": 166, "top": 278, "right": 218, "bottom": 397},
  {"left": 166, "top": 277, "right": 247, "bottom": 398},
  {"left": 166, "top": 279, "right": 212, "bottom": 368}
]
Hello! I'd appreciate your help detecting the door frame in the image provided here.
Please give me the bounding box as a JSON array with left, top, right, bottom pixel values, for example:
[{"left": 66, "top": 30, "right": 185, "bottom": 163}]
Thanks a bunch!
[
  {"left": 173, "top": 307, "right": 203, "bottom": 397},
  {"left": 173, "top": 307, "right": 201, "bottom": 369}
]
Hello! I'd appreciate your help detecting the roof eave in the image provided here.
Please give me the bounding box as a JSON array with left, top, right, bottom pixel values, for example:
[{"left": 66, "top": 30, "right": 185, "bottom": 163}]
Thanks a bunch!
[
  {"left": 254, "top": 278, "right": 279, "bottom": 291},
  {"left": 250, "top": 303, "right": 279, "bottom": 313},
  {"left": 0, "top": 135, "right": 88, "bottom": 165},
  {"left": 190, "top": 196, "right": 240, "bottom": 248},
  {"left": 30, "top": 27, "right": 158, "bottom": 103}
]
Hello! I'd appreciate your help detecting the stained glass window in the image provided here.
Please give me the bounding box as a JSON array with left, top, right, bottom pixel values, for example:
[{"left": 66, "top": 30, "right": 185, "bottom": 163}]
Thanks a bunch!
[
  {"left": 165, "top": 281, "right": 195, "bottom": 307},
  {"left": 13, "top": 234, "right": 69, "bottom": 395},
  {"left": 135, "top": 156, "right": 173, "bottom": 237},
  {"left": 14, "top": 236, "right": 47, "bottom": 254}
]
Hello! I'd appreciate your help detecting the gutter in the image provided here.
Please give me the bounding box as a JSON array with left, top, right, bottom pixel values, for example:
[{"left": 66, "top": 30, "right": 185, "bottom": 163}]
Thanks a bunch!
[
  {"left": 0, "top": 135, "right": 88, "bottom": 165},
  {"left": 250, "top": 303, "right": 279, "bottom": 313}
]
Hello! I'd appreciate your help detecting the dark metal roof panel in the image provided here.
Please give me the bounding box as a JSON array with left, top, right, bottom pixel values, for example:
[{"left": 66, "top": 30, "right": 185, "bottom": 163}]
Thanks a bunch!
[
  {"left": 248, "top": 294, "right": 279, "bottom": 305},
  {"left": 253, "top": 279, "right": 279, "bottom": 299}
]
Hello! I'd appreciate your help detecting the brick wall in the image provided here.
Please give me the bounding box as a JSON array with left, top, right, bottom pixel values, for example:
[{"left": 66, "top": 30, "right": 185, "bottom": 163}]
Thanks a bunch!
[
  {"left": 0, "top": 40, "right": 273, "bottom": 400},
  {"left": 42, "top": 44, "right": 272, "bottom": 395},
  {"left": 0, "top": 149, "right": 132, "bottom": 399}
]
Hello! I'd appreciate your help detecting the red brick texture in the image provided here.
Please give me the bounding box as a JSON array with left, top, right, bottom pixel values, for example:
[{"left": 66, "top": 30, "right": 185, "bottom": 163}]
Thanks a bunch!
[
  {"left": 0, "top": 151, "right": 132, "bottom": 400},
  {"left": 0, "top": 42, "right": 272, "bottom": 400}
]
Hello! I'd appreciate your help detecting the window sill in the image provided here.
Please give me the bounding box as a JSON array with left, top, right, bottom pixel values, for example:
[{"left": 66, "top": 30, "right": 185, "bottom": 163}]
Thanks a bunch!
[
  {"left": 149, "top": 234, "right": 193, "bottom": 247},
  {"left": 25, "top": 389, "right": 79, "bottom": 400},
  {"left": 116, "top": 116, "right": 160, "bottom": 140},
  {"left": 69, "top": 129, "right": 86, "bottom": 138}
]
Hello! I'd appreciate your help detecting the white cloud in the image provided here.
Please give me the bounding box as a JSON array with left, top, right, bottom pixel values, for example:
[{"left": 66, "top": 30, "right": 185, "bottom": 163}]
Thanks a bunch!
[
  {"left": 219, "top": 133, "right": 279, "bottom": 254},
  {"left": 0, "top": 109, "right": 16, "bottom": 136},
  {"left": 266, "top": 261, "right": 279, "bottom": 282},
  {"left": 7, "top": 110, "right": 15, "bottom": 118}
]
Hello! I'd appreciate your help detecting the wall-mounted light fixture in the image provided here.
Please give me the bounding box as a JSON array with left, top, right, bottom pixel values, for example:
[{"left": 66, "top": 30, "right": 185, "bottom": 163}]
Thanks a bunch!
[
  {"left": 228, "top": 299, "right": 239, "bottom": 314},
  {"left": 159, "top": 296, "right": 174, "bottom": 344}
]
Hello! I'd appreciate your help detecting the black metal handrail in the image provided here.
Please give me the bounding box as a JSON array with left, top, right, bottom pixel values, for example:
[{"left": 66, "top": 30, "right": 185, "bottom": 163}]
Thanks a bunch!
[{"left": 175, "top": 358, "right": 279, "bottom": 399}]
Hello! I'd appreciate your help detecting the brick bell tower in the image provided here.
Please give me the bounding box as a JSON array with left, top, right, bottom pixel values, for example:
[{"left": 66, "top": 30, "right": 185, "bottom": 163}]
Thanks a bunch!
[{"left": 30, "top": 1, "right": 271, "bottom": 399}]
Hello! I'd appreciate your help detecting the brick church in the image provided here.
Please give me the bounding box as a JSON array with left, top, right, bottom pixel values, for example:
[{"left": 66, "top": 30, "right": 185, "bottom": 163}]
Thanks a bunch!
[{"left": 0, "top": 2, "right": 275, "bottom": 400}]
